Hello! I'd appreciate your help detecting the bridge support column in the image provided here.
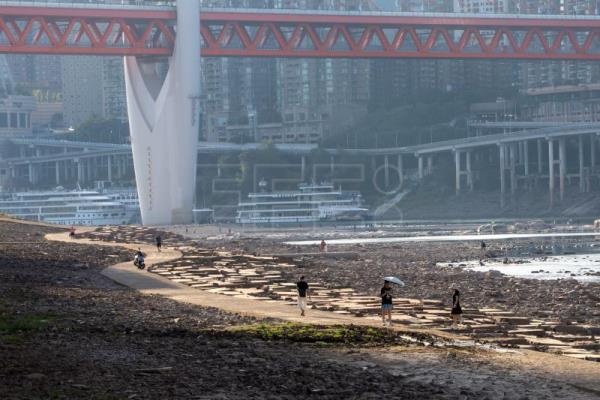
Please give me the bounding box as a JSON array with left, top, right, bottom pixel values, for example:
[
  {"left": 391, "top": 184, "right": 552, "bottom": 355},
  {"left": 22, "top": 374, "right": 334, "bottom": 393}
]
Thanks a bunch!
[
  {"left": 591, "top": 134, "right": 596, "bottom": 175},
  {"left": 55, "top": 161, "right": 60, "bottom": 185},
  {"left": 86, "top": 158, "right": 92, "bottom": 183},
  {"left": 466, "top": 150, "right": 473, "bottom": 191},
  {"left": 455, "top": 150, "right": 461, "bottom": 194},
  {"left": 384, "top": 155, "right": 389, "bottom": 188},
  {"left": 300, "top": 155, "right": 306, "bottom": 181},
  {"left": 397, "top": 154, "right": 403, "bottom": 186},
  {"left": 28, "top": 163, "right": 35, "bottom": 185},
  {"left": 579, "top": 135, "right": 585, "bottom": 193},
  {"left": 124, "top": 0, "right": 201, "bottom": 225},
  {"left": 537, "top": 139, "right": 543, "bottom": 174},
  {"left": 499, "top": 144, "right": 506, "bottom": 208},
  {"left": 427, "top": 155, "right": 433, "bottom": 176},
  {"left": 418, "top": 155, "right": 424, "bottom": 181},
  {"left": 523, "top": 141, "right": 529, "bottom": 176},
  {"left": 330, "top": 155, "right": 335, "bottom": 174},
  {"left": 107, "top": 155, "right": 112, "bottom": 183},
  {"left": 548, "top": 140, "right": 555, "bottom": 208},
  {"left": 509, "top": 143, "right": 517, "bottom": 196},
  {"left": 559, "top": 138, "right": 566, "bottom": 201},
  {"left": 76, "top": 159, "right": 83, "bottom": 185}
]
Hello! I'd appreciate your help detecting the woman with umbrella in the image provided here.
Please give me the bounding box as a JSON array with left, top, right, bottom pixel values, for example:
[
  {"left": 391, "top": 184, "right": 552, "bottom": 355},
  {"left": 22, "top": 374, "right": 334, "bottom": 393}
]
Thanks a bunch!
[{"left": 381, "top": 277, "right": 404, "bottom": 326}]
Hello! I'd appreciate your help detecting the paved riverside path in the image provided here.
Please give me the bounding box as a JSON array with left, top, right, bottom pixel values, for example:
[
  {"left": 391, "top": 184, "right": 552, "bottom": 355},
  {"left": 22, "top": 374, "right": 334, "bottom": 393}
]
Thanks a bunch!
[
  {"left": 44, "top": 228, "right": 600, "bottom": 394},
  {"left": 45, "top": 230, "right": 460, "bottom": 335}
]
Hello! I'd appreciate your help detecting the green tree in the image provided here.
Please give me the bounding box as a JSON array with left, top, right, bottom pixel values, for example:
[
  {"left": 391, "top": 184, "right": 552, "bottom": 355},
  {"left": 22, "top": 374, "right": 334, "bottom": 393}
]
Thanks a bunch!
[{"left": 60, "top": 117, "right": 129, "bottom": 143}]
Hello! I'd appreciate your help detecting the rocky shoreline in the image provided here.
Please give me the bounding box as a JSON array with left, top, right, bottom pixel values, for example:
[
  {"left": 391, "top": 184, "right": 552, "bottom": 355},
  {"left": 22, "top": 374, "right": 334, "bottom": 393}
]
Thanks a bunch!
[
  {"left": 2, "top": 219, "right": 599, "bottom": 399},
  {"left": 202, "top": 232, "right": 600, "bottom": 327}
]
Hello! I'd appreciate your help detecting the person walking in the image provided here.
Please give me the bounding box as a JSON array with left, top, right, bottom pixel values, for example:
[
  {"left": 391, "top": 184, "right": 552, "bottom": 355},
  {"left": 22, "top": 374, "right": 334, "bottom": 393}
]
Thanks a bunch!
[
  {"left": 319, "top": 240, "right": 327, "bottom": 253},
  {"left": 451, "top": 289, "right": 463, "bottom": 328},
  {"left": 380, "top": 280, "right": 393, "bottom": 326},
  {"left": 296, "top": 276, "right": 310, "bottom": 316},
  {"left": 155, "top": 235, "right": 162, "bottom": 252},
  {"left": 69, "top": 226, "right": 76, "bottom": 238}
]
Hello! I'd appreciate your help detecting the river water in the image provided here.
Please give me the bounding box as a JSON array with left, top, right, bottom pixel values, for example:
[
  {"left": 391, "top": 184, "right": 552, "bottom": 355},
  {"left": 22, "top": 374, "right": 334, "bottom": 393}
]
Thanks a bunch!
[
  {"left": 285, "top": 231, "right": 600, "bottom": 283},
  {"left": 438, "top": 254, "right": 600, "bottom": 283},
  {"left": 285, "top": 231, "right": 599, "bottom": 246}
]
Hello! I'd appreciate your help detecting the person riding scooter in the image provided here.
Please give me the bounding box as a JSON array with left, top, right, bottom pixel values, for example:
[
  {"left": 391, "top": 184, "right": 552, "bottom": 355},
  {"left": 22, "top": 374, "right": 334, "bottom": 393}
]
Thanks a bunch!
[{"left": 133, "top": 248, "right": 145, "bottom": 269}]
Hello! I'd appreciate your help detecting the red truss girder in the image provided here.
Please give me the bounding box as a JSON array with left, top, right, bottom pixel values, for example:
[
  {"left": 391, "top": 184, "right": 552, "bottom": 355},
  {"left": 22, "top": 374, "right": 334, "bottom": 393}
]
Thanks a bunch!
[
  {"left": 3, "top": 7, "right": 600, "bottom": 60},
  {"left": 200, "top": 12, "right": 600, "bottom": 60},
  {"left": 0, "top": 6, "right": 175, "bottom": 55}
]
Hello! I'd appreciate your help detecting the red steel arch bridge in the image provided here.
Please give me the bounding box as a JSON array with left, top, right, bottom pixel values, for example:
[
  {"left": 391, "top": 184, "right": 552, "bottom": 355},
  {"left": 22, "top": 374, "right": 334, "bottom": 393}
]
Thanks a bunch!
[
  {"left": 2, "top": 4, "right": 600, "bottom": 59},
  {"left": 4, "top": 1, "right": 600, "bottom": 225}
]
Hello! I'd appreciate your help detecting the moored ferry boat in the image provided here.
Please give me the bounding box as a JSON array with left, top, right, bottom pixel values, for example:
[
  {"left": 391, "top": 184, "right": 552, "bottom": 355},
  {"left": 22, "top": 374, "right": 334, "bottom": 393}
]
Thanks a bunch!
[
  {"left": 0, "top": 189, "right": 139, "bottom": 226},
  {"left": 236, "top": 182, "right": 368, "bottom": 224}
]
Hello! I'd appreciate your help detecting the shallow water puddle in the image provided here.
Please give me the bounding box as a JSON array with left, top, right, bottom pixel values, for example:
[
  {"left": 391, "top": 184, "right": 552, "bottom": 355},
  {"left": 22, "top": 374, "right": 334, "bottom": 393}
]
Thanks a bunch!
[{"left": 439, "top": 253, "right": 600, "bottom": 283}]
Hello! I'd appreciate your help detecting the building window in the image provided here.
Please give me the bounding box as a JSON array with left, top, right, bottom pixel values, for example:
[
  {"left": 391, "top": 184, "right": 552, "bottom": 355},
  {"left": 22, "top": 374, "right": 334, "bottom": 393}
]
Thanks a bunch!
[
  {"left": 19, "top": 113, "right": 26, "bottom": 128},
  {"left": 0, "top": 113, "right": 7, "bottom": 128},
  {"left": 10, "top": 113, "right": 17, "bottom": 128}
]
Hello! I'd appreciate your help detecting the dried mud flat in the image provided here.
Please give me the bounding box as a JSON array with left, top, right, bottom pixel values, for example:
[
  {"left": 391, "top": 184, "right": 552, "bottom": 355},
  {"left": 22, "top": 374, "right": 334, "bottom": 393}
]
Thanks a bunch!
[
  {"left": 209, "top": 232, "right": 600, "bottom": 327},
  {"left": 0, "top": 220, "right": 597, "bottom": 399}
]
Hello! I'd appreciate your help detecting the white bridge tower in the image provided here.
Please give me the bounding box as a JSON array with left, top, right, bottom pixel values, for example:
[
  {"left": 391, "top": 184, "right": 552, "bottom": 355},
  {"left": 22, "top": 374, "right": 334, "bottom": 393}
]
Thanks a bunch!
[{"left": 124, "top": 1, "right": 201, "bottom": 225}]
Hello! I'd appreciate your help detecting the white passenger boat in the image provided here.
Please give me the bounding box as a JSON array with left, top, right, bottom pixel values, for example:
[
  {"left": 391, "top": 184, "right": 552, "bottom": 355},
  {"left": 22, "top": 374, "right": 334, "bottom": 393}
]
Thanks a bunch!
[
  {"left": 0, "top": 189, "right": 139, "bottom": 226},
  {"left": 236, "top": 182, "right": 368, "bottom": 224}
]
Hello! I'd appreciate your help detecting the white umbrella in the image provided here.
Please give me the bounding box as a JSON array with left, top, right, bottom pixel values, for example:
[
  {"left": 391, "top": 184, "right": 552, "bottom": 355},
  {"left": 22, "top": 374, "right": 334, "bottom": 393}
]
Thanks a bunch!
[{"left": 384, "top": 276, "right": 405, "bottom": 287}]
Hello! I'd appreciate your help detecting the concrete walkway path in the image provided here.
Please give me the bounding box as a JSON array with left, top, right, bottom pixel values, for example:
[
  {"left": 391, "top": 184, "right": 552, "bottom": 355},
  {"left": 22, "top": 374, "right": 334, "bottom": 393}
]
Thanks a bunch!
[
  {"left": 45, "top": 230, "right": 454, "bottom": 334},
  {"left": 44, "top": 228, "right": 600, "bottom": 394}
]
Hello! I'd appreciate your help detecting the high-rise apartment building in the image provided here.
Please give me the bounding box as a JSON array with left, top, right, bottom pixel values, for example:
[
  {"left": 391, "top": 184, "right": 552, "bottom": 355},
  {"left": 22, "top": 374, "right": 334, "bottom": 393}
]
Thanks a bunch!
[
  {"left": 513, "top": 0, "right": 600, "bottom": 90},
  {"left": 5, "top": 55, "right": 62, "bottom": 93},
  {"left": 102, "top": 57, "right": 127, "bottom": 122},
  {"left": 61, "top": 56, "right": 103, "bottom": 128}
]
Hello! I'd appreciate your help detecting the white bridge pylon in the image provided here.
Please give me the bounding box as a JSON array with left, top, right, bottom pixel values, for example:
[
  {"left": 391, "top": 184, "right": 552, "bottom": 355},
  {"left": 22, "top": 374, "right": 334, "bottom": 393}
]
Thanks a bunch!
[{"left": 124, "top": 1, "right": 201, "bottom": 226}]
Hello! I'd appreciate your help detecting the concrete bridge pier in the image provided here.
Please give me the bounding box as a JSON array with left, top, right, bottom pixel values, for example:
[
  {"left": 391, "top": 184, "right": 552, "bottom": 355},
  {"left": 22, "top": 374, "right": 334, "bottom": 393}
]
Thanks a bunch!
[
  {"left": 55, "top": 161, "right": 60, "bottom": 185},
  {"left": 86, "top": 158, "right": 92, "bottom": 183},
  {"left": 548, "top": 139, "right": 555, "bottom": 208},
  {"left": 454, "top": 150, "right": 471, "bottom": 194},
  {"left": 591, "top": 134, "right": 596, "bottom": 176},
  {"left": 107, "top": 155, "right": 112, "bottom": 183},
  {"left": 384, "top": 155, "right": 389, "bottom": 188},
  {"left": 499, "top": 144, "right": 506, "bottom": 208},
  {"left": 579, "top": 136, "right": 585, "bottom": 193},
  {"left": 397, "top": 154, "right": 403, "bottom": 186},
  {"left": 418, "top": 155, "right": 424, "bottom": 181},
  {"left": 466, "top": 151, "right": 473, "bottom": 191},
  {"left": 559, "top": 137, "right": 566, "bottom": 201},
  {"left": 300, "top": 155, "right": 306, "bottom": 182},
  {"left": 124, "top": 0, "right": 201, "bottom": 225},
  {"left": 523, "top": 141, "right": 529, "bottom": 176},
  {"left": 427, "top": 155, "right": 433, "bottom": 176},
  {"left": 455, "top": 151, "right": 460, "bottom": 194},
  {"left": 509, "top": 143, "right": 517, "bottom": 196},
  {"left": 76, "top": 159, "right": 84, "bottom": 185},
  {"left": 27, "top": 163, "right": 35, "bottom": 185}
]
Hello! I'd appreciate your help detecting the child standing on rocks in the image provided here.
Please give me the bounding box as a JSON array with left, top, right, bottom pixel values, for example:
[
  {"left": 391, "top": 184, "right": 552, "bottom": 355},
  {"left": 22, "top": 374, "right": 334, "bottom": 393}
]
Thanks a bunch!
[
  {"left": 380, "top": 281, "right": 393, "bottom": 326},
  {"left": 296, "top": 276, "right": 310, "bottom": 316}
]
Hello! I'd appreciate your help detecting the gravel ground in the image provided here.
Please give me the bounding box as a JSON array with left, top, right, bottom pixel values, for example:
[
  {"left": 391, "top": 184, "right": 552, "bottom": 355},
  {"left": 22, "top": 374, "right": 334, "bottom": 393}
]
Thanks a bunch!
[
  {"left": 215, "top": 235, "right": 600, "bottom": 326},
  {"left": 1, "top": 220, "right": 597, "bottom": 399}
]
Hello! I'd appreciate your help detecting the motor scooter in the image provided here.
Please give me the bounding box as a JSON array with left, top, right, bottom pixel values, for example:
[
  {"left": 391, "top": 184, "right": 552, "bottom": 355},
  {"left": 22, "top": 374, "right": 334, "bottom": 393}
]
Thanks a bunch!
[{"left": 133, "top": 253, "right": 145, "bottom": 270}]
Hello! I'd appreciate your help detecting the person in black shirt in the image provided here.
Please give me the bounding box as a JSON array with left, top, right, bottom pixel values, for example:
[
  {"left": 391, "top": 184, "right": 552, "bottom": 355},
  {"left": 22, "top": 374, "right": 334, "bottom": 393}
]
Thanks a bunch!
[
  {"left": 380, "top": 281, "right": 393, "bottom": 326},
  {"left": 155, "top": 235, "right": 162, "bottom": 252},
  {"left": 296, "top": 276, "right": 310, "bottom": 316},
  {"left": 451, "top": 289, "right": 463, "bottom": 328}
]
